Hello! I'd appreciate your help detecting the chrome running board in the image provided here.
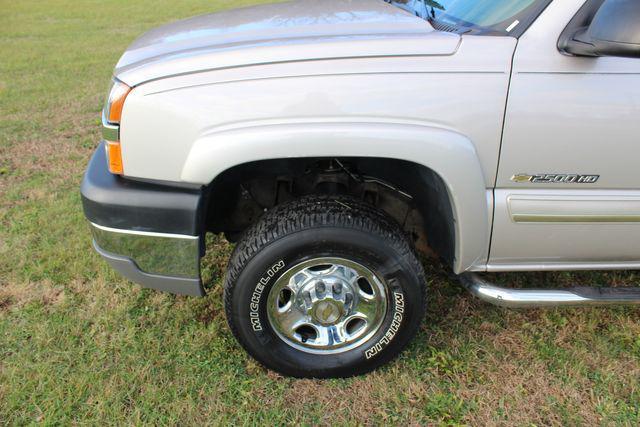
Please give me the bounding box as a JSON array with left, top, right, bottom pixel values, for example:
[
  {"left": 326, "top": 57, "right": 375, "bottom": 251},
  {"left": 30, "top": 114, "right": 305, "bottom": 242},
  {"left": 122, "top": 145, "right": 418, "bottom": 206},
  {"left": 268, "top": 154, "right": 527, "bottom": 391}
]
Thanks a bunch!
[{"left": 459, "top": 273, "right": 640, "bottom": 308}]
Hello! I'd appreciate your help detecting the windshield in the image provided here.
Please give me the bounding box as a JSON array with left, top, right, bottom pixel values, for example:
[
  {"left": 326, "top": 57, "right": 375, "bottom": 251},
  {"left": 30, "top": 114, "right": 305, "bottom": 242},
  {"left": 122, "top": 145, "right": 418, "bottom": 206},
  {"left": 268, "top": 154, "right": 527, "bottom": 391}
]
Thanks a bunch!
[{"left": 389, "top": 0, "right": 548, "bottom": 34}]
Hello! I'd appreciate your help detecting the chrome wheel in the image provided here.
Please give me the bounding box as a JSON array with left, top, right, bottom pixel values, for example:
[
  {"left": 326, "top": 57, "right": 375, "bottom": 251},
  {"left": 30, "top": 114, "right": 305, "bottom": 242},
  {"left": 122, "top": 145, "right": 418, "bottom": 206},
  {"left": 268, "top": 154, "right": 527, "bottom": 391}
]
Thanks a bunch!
[{"left": 267, "top": 257, "right": 388, "bottom": 354}]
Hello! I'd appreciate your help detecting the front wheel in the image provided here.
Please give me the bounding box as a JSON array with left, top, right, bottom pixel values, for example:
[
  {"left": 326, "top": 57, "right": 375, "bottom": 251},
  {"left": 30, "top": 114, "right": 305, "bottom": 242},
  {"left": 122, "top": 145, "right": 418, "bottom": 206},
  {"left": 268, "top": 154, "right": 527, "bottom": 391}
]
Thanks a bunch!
[{"left": 223, "top": 195, "right": 427, "bottom": 378}]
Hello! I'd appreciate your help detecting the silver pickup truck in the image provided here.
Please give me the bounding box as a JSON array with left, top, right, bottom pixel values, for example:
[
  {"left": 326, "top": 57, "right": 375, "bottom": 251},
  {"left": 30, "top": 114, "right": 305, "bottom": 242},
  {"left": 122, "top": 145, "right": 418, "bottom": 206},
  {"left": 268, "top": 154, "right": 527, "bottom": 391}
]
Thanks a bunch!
[{"left": 81, "top": 0, "right": 640, "bottom": 377}]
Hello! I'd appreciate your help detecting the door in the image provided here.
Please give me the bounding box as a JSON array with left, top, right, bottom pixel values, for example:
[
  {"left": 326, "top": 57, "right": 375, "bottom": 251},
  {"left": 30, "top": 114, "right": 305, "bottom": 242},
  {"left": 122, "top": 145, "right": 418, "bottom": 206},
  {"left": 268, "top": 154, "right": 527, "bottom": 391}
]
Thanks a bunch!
[{"left": 490, "top": 0, "right": 640, "bottom": 270}]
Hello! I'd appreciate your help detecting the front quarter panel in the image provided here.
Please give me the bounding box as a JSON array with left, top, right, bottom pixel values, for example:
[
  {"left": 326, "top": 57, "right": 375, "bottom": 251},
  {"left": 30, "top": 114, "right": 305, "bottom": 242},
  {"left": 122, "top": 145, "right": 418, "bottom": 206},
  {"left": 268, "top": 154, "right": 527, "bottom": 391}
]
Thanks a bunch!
[{"left": 119, "top": 36, "right": 517, "bottom": 272}]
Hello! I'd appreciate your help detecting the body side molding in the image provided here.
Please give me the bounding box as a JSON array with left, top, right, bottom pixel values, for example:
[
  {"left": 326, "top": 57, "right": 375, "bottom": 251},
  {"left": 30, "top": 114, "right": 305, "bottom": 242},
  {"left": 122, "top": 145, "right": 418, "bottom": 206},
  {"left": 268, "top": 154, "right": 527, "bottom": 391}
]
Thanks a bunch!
[{"left": 508, "top": 193, "right": 640, "bottom": 223}]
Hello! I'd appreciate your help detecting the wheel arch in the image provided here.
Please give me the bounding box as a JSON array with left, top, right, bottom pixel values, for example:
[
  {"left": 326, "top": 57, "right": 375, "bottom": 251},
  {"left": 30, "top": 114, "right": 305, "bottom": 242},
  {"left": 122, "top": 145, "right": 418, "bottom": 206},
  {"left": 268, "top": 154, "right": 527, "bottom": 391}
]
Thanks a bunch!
[{"left": 187, "top": 122, "right": 490, "bottom": 273}]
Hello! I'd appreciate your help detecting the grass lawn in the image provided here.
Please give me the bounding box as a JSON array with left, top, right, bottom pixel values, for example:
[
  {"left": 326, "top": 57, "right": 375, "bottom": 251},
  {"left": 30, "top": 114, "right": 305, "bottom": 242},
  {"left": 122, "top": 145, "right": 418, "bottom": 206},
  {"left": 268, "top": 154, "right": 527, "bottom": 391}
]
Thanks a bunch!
[{"left": 1, "top": 0, "right": 639, "bottom": 424}]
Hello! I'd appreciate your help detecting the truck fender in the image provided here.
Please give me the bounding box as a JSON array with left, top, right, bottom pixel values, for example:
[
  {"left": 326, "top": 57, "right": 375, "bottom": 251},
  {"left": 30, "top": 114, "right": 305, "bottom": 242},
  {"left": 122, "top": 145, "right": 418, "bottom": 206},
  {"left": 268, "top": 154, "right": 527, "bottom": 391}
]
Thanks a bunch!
[{"left": 181, "top": 121, "right": 490, "bottom": 272}]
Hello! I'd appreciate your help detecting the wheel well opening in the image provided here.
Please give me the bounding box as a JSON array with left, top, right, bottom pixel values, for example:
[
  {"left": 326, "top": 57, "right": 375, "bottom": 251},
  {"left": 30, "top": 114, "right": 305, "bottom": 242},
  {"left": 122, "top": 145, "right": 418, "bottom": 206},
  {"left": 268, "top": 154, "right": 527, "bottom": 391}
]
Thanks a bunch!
[{"left": 203, "top": 157, "right": 455, "bottom": 266}]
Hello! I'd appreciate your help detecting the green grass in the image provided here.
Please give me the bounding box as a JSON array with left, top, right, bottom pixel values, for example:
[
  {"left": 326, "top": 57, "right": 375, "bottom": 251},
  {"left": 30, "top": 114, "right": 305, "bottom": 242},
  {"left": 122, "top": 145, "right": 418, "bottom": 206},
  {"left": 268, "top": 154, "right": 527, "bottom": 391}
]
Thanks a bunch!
[{"left": 1, "top": 0, "right": 639, "bottom": 424}]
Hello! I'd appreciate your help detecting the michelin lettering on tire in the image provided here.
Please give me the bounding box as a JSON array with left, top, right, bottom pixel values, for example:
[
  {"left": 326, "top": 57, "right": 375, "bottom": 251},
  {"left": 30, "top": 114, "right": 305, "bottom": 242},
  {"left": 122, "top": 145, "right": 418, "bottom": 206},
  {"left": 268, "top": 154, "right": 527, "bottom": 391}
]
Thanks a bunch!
[
  {"left": 249, "top": 260, "right": 285, "bottom": 331},
  {"left": 365, "top": 291, "right": 405, "bottom": 359}
]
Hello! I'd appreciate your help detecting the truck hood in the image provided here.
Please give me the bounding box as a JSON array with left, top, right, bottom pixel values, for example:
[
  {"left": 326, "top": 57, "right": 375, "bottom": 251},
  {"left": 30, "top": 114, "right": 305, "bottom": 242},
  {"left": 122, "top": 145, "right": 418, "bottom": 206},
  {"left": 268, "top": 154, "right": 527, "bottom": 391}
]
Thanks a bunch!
[{"left": 115, "top": 0, "right": 461, "bottom": 86}]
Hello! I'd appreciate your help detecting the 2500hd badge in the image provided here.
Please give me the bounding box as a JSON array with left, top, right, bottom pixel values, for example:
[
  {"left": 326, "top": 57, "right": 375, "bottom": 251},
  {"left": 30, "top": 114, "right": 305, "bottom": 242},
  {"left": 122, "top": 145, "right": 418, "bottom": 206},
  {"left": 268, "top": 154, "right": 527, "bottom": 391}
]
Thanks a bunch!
[{"left": 511, "top": 174, "right": 600, "bottom": 184}]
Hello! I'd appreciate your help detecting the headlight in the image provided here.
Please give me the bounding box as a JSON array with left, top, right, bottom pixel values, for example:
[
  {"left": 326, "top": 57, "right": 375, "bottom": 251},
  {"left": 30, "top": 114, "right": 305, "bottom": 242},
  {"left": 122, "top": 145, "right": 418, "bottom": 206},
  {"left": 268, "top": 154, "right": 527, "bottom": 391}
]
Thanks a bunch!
[{"left": 102, "top": 79, "right": 131, "bottom": 175}]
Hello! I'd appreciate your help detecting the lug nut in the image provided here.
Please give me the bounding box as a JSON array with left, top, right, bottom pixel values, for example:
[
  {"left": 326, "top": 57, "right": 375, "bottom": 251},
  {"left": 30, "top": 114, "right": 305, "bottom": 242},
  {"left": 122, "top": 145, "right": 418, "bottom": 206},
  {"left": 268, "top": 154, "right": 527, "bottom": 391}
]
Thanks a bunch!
[
  {"left": 315, "top": 280, "right": 326, "bottom": 295},
  {"left": 333, "top": 282, "right": 343, "bottom": 294}
]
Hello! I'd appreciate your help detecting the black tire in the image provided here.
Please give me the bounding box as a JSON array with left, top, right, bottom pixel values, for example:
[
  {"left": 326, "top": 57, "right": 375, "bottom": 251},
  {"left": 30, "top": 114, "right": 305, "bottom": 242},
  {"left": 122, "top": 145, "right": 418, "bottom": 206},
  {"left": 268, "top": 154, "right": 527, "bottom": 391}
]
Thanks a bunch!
[{"left": 223, "top": 195, "right": 427, "bottom": 378}]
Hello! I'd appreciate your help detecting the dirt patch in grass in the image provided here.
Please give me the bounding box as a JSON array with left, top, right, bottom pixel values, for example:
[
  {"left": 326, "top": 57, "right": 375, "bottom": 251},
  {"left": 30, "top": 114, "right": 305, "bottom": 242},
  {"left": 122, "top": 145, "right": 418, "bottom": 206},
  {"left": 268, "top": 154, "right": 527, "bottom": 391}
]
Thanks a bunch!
[
  {"left": 463, "top": 359, "right": 599, "bottom": 425},
  {"left": 0, "top": 97, "right": 99, "bottom": 204},
  {"left": 194, "top": 293, "right": 224, "bottom": 326},
  {"left": 0, "top": 279, "right": 65, "bottom": 311},
  {"left": 281, "top": 377, "right": 393, "bottom": 423},
  {"left": 2, "top": 116, "right": 93, "bottom": 176},
  {"left": 0, "top": 295, "right": 12, "bottom": 311}
]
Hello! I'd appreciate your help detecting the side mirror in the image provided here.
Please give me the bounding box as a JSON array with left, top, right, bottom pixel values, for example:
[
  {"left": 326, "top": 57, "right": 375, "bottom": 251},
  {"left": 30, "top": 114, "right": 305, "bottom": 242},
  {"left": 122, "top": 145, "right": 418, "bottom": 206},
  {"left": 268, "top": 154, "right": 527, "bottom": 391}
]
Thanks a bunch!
[{"left": 559, "top": 0, "right": 640, "bottom": 59}]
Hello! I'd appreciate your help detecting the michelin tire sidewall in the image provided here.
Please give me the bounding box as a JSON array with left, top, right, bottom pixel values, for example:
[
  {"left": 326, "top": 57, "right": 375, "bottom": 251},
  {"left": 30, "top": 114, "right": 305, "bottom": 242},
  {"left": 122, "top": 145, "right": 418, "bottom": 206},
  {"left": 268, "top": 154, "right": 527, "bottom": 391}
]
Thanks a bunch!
[{"left": 228, "top": 227, "right": 424, "bottom": 378}]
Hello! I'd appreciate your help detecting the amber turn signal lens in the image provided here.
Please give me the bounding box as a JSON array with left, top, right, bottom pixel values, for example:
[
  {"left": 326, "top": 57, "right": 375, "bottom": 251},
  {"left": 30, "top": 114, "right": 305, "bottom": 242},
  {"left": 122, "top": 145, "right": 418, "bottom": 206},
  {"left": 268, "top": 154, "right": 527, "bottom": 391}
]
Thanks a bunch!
[
  {"left": 107, "top": 81, "right": 131, "bottom": 124},
  {"left": 105, "top": 141, "right": 124, "bottom": 175}
]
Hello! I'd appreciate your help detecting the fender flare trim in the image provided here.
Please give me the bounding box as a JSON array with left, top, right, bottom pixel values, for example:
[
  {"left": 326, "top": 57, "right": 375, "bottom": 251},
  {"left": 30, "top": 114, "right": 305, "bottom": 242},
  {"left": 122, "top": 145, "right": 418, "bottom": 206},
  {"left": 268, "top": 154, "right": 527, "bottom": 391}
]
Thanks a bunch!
[{"left": 182, "top": 122, "right": 490, "bottom": 272}]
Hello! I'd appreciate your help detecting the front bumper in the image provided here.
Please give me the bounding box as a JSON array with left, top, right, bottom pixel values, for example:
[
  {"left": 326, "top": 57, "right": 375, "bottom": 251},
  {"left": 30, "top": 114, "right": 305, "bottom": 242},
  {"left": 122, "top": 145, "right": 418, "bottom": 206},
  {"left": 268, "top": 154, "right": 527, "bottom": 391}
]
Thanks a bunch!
[{"left": 81, "top": 142, "right": 205, "bottom": 297}]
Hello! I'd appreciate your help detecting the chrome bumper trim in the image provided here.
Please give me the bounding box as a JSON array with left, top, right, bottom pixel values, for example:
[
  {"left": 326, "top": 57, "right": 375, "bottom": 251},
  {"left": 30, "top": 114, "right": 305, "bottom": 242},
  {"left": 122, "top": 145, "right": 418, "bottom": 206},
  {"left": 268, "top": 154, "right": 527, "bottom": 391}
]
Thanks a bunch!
[
  {"left": 102, "top": 111, "right": 119, "bottom": 141},
  {"left": 91, "top": 222, "right": 198, "bottom": 240},
  {"left": 93, "top": 241, "right": 204, "bottom": 297},
  {"left": 90, "top": 222, "right": 200, "bottom": 279},
  {"left": 460, "top": 273, "right": 640, "bottom": 308}
]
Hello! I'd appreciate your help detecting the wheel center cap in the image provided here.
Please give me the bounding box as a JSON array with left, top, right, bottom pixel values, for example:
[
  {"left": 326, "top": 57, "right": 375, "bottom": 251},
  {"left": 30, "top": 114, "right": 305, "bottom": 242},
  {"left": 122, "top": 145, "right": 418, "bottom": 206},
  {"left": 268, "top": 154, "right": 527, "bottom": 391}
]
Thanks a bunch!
[{"left": 313, "top": 300, "right": 343, "bottom": 325}]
